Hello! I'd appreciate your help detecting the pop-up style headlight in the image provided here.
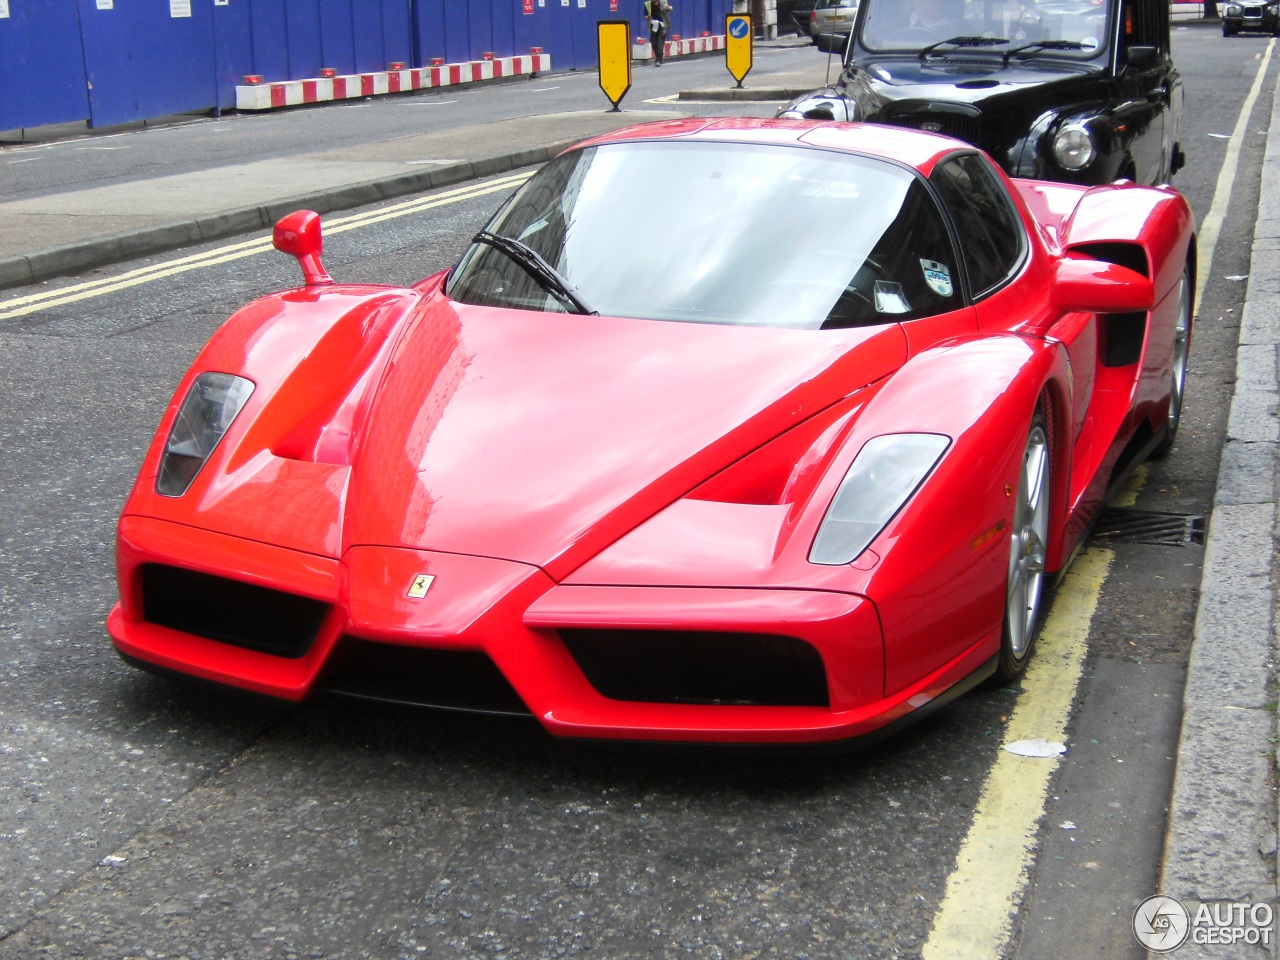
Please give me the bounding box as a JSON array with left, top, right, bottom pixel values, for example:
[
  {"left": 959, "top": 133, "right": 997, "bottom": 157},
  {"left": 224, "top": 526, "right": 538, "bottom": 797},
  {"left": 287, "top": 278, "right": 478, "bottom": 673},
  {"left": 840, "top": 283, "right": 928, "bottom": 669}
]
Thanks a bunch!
[
  {"left": 809, "top": 433, "right": 950, "bottom": 565},
  {"left": 156, "top": 373, "right": 254, "bottom": 497}
]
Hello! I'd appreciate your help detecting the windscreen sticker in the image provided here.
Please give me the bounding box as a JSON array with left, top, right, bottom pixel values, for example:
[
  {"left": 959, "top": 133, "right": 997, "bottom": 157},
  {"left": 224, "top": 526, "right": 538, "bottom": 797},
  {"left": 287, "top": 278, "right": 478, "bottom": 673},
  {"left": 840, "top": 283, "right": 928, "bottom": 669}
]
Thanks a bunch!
[
  {"left": 920, "top": 259, "right": 954, "bottom": 297},
  {"left": 874, "top": 280, "right": 912, "bottom": 315}
]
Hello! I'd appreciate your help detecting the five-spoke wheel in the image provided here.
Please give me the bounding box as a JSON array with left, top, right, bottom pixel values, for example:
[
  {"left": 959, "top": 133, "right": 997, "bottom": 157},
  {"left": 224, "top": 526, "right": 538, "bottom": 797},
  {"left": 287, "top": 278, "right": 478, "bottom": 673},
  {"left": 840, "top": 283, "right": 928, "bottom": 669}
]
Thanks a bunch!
[{"left": 998, "top": 411, "right": 1051, "bottom": 680}]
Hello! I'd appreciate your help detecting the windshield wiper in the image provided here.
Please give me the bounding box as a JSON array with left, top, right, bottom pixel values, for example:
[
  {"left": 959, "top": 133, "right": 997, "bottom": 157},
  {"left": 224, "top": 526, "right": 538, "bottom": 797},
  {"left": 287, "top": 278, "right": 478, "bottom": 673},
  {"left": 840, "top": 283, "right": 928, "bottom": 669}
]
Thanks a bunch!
[
  {"left": 1002, "top": 39, "right": 1088, "bottom": 64},
  {"left": 918, "top": 36, "right": 1008, "bottom": 60},
  {"left": 471, "top": 229, "right": 598, "bottom": 315}
]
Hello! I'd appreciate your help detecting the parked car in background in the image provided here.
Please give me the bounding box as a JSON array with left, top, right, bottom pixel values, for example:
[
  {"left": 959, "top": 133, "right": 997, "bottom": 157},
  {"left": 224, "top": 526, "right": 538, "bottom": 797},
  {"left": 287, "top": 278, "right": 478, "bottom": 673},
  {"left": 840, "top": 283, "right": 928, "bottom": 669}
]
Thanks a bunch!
[
  {"left": 778, "top": 0, "right": 821, "bottom": 35},
  {"left": 810, "top": 0, "right": 859, "bottom": 50},
  {"left": 1221, "top": 0, "right": 1280, "bottom": 36},
  {"left": 777, "top": 0, "right": 1186, "bottom": 186}
]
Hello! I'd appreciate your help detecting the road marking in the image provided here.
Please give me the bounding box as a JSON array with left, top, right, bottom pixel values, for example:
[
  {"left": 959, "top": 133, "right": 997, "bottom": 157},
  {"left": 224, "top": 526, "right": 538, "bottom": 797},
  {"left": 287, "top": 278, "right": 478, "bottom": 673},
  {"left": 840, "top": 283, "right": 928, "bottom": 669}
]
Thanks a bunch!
[
  {"left": 921, "top": 547, "right": 1114, "bottom": 960},
  {"left": 1195, "top": 37, "right": 1274, "bottom": 315},
  {"left": 1112, "top": 463, "right": 1147, "bottom": 508},
  {"left": 0, "top": 172, "right": 531, "bottom": 321}
]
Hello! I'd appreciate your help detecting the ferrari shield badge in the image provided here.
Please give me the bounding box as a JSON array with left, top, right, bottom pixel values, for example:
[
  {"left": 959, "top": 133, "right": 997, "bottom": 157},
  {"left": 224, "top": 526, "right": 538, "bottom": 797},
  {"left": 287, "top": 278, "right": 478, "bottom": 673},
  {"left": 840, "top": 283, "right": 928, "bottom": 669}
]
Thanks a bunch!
[
  {"left": 406, "top": 573, "right": 435, "bottom": 599},
  {"left": 920, "top": 259, "right": 954, "bottom": 297}
]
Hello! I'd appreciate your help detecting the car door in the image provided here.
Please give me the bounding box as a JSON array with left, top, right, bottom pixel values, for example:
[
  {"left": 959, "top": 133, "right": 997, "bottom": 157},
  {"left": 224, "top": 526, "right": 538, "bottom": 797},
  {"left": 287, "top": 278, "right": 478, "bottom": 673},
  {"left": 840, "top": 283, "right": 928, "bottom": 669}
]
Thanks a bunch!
[{"left": 1113, "top": 0, "right": 1172, "bottom": 182}]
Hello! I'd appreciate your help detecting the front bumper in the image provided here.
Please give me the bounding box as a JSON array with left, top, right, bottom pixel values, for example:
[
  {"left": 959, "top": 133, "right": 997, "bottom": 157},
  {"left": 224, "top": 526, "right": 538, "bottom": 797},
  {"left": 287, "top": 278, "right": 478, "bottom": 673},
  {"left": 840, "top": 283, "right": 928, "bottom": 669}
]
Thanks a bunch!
[
  {"left": 1225, "top": 6, "right": 1280, "bottom": 30},
  {"left": 110, "top": 516, "right": 993, "bottom": 744}
]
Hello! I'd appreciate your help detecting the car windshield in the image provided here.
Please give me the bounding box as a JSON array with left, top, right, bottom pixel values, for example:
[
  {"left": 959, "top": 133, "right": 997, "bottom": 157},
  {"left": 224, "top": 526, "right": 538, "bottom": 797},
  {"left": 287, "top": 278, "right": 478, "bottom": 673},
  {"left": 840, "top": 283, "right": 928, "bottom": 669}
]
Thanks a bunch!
[
  {"left": 447, "top": 140, "right": 962, "bottom": 329},
  {"left": 859, "top": 0, "right": 1110, "bottom": 57}
]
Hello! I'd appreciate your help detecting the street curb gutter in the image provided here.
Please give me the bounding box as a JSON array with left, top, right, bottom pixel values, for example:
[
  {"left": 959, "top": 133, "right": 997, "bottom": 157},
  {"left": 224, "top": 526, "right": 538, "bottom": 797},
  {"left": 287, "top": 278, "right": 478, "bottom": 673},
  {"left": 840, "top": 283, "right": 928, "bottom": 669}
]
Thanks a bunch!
[
  {"left": 1158, "top": 63, "right": 1279, "bottom": 955},
  {"left": 0, "top": 140, "right": 579, "bottom": 294}
]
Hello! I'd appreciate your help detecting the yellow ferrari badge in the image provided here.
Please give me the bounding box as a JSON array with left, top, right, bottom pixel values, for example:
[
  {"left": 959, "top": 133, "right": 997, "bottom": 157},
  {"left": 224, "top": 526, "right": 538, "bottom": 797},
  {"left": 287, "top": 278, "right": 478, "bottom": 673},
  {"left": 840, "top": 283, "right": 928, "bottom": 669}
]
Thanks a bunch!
[{"left": 406, "top": 573, "right": 435, "bottom": 599}]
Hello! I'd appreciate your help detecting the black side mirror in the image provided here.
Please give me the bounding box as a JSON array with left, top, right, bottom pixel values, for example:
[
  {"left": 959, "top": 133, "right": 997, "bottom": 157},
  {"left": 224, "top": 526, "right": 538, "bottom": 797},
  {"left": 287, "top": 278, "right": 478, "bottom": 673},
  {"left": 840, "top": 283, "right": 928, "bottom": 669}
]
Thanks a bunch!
[{"left": 1126, "top": 45, "right": 1158, "bottom": 68}]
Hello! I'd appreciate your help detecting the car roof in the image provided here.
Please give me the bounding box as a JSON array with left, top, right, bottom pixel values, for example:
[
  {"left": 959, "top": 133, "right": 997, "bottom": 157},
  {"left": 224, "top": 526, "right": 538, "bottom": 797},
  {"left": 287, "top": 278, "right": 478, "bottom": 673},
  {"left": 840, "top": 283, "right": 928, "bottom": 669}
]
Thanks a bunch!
[{"left": 570, "top": 118, "right": 969, "bottom": 177}]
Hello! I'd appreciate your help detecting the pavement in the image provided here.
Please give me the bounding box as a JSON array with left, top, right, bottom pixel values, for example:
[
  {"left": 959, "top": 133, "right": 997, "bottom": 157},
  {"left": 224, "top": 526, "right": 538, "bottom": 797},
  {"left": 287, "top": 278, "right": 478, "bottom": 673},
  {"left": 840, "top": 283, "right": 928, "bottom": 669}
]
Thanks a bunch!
[
  {"left": 1159, "top": 61, "right": 1280, "bottom": 958},
  {"left": 0, "top": 34, "right": 1274, "bottom": 956}
]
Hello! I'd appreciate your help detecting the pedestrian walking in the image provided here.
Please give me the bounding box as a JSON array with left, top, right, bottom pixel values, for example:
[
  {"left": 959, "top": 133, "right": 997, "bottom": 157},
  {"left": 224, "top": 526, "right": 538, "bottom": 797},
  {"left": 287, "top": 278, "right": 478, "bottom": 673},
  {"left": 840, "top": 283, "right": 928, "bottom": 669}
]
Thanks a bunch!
[{"left": 645, "top": 0, "right": 672, "bottom": 64}]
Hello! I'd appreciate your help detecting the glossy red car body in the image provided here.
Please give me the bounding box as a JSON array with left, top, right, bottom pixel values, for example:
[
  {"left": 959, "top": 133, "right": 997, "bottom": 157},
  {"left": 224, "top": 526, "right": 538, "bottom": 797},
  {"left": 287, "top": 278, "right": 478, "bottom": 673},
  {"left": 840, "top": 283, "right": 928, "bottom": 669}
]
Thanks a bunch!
[{"left": 108, "top": 119, "right": 1196, "bottom": 744}]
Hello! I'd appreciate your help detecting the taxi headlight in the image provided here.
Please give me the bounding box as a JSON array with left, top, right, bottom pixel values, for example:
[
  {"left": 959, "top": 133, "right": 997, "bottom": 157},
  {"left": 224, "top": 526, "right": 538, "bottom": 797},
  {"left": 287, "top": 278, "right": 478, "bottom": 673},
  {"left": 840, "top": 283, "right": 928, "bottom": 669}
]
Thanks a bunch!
[
  {"left": 1052, "top": 124, "right": 1096, "bottom": 171},
  {"left": 156, "top": 372, "right": 254, "bottom": 497}
]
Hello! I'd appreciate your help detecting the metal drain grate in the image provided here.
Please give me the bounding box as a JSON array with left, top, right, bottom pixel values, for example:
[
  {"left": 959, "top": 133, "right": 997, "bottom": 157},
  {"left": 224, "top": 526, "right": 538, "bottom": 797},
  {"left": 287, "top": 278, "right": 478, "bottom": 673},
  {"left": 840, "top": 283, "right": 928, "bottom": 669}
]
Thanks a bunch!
[{"left": 1090, "top": 509, "right": 1205, "bottom": 546}]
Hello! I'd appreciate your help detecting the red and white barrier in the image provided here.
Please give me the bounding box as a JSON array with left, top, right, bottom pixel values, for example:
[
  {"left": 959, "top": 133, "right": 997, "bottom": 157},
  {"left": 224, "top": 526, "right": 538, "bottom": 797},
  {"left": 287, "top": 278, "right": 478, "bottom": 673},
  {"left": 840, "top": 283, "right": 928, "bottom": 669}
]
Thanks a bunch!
[
  {"left": 236, "top": 54, "right": 551, "bottom": 111},
  {"left": 631, "top": 33, "right": 725, "bottom": 61}
]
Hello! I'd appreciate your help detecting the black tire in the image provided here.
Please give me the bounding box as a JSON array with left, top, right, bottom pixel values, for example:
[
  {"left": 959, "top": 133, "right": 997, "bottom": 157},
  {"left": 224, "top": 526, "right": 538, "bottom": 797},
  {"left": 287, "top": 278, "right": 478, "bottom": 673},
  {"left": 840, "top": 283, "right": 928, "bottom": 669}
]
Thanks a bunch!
[
  {"left": 1151, "top": 263, "right": 1193, "bottom": 459},
  {"left": 996, "top": 409, "right": 1051, "bottom": 681}
]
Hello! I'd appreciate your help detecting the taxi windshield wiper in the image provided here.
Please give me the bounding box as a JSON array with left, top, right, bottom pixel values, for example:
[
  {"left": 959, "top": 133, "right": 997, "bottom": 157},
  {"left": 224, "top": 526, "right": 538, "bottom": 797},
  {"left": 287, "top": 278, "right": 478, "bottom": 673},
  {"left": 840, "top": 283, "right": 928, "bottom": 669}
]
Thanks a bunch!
[
  {"left": 471, "top": 229, "right": 598, "bottom": 316},
  {"left": 918, "top": 36, "right": 1008, "bottom": 59},
  {"left": 1003, "top": 39, "right": 1088, "bottom": 64}
]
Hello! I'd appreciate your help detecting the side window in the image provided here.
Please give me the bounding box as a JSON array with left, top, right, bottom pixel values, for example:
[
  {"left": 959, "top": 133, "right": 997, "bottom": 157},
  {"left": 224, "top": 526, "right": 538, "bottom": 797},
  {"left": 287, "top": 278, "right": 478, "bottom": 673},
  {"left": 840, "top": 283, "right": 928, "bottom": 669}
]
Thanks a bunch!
[
  {"left": 930, "top": 153, "right": 1026, "bottom": 299},
  {"left": 825, "top": 178, "right": 962, "bottom": 327},
  {"left": 1121, "top": 0, "right": 1164, "bottom": 50}
]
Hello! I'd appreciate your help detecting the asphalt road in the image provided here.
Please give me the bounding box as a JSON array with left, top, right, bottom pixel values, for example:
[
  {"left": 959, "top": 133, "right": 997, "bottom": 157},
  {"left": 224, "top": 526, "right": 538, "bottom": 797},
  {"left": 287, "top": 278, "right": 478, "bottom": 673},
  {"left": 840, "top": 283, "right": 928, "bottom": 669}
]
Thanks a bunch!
[{"left": 0, "top": 24, "right": 1271, "bottom": 960}]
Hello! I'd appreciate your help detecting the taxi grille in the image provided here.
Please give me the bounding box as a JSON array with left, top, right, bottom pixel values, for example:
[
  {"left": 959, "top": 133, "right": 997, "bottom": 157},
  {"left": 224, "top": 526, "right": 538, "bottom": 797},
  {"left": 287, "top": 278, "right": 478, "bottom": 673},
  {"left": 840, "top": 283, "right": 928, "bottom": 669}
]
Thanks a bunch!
[{"left": 883, "top": 113, "right": 984, "bottom": 147}]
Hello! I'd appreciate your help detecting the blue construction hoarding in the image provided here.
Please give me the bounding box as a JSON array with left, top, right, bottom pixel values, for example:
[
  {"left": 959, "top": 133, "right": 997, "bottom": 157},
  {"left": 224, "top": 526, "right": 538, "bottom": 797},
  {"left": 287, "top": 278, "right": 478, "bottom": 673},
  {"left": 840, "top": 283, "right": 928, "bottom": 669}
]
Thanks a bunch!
[{"left": 0, "top": 0, "right": 730, "bottom": 132}]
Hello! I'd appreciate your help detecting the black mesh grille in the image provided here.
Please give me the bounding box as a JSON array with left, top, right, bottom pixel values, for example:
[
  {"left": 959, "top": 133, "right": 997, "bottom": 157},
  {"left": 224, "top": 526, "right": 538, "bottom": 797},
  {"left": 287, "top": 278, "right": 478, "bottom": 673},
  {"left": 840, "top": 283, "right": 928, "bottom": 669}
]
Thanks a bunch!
[
  {"left": 560, "top": 629, "right": 829, "bottom": 707},
  {"left": 320, "top": 638, "right": 532, "bottom": 716},
  {"left": 141, "top": 564, "right": 329, "bottom": 659},
  {"left": 883, "top": 113, "right": 983, "bottom": 147}
]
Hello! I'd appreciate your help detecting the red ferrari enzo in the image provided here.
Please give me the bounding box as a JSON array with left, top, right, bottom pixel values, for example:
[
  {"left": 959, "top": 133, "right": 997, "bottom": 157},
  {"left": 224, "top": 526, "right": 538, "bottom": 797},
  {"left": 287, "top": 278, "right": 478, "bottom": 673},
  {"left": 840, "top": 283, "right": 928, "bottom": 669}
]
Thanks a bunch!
[{"left": 108, "top": 118, "right": 1195, "bottom": 745}]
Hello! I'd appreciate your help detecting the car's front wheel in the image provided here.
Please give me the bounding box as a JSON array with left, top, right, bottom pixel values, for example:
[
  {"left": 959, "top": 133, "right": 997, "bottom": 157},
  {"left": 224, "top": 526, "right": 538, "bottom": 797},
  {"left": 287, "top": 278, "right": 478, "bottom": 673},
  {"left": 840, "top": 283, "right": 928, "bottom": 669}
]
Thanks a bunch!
[{"left": 997, "top": 410, "right": 1051, "bottom": 681}]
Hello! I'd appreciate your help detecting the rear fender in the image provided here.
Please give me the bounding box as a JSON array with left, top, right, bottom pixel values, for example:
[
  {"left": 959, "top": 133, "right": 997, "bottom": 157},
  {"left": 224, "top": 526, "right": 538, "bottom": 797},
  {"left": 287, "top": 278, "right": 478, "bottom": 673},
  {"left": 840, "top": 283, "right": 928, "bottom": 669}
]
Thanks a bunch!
[{"left": 1061, "top": 183, "right": 1196, "bottom": 303}]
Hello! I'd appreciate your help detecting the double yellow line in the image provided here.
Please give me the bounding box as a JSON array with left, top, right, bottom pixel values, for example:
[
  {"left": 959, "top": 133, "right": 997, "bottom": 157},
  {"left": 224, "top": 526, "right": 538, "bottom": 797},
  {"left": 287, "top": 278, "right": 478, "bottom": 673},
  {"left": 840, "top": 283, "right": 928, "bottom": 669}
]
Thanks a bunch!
[{"left": 0, "top": 171, "right": 532, "bottom": 322}]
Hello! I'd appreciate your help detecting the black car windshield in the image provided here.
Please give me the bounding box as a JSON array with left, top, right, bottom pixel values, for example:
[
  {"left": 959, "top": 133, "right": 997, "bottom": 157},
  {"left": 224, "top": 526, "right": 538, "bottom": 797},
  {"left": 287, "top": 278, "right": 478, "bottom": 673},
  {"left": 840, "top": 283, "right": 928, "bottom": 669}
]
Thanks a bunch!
[
  {"left": 447, "top": 140, "right": 962, "bottom": 329},
  {"left": 859, "top": 0, "right": 1110, "bottom": 58}
]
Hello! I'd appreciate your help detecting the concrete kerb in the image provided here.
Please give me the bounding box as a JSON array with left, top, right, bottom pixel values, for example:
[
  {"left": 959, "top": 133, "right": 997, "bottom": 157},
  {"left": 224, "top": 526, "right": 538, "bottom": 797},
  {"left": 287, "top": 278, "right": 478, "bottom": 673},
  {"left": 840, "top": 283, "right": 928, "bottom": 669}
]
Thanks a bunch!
[
  {"left": 1158, "top": 52, "right": 1280, "bottom": 958},
  {"left": 679, "top": 86, "right": 821, "bottom": 101},
  {"left": 0, "top": 140, "right": 580, "bottom": 295}
]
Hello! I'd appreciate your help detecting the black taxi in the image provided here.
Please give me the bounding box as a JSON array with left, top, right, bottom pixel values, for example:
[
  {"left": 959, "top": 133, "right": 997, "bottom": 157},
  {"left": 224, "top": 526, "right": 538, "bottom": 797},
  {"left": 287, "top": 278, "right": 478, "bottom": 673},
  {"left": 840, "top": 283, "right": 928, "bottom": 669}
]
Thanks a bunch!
[{"left": 778, "top": 0, "right": 1185, "bottom": 185}]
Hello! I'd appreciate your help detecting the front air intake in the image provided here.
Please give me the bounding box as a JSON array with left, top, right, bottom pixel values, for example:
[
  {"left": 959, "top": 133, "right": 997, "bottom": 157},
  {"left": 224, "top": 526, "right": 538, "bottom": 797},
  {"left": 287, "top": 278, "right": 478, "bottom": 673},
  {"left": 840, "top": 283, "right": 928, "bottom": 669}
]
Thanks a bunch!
[
  {"left": 141, "top": 564, "right": 329, "bottom": 659},
  {"left": 560, "top": 629, "right": 829, "bottom": 707},
  {"left": 319, "top": 638, "right": 532, "bottom": 716}
]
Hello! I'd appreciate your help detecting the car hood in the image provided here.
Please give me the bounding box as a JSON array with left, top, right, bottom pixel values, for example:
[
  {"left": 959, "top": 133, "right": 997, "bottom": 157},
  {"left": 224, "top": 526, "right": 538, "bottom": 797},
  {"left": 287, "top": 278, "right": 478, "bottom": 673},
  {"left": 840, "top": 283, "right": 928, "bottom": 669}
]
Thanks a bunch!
[
  {"left": 344, "top": 295, "right": 907, "bottom": 578},
  {"left": 854, "top": 56, "right": 1098, "bottom": 105}
]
